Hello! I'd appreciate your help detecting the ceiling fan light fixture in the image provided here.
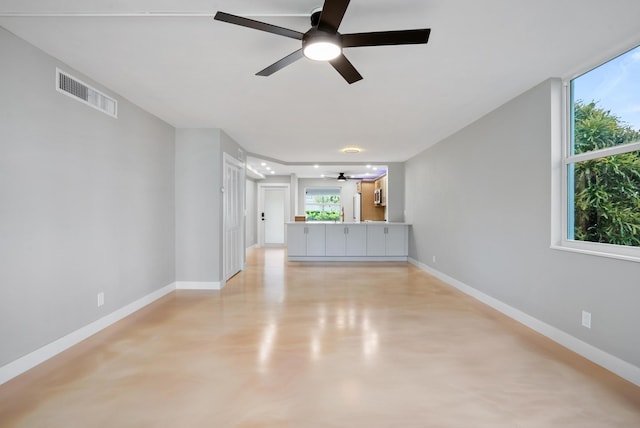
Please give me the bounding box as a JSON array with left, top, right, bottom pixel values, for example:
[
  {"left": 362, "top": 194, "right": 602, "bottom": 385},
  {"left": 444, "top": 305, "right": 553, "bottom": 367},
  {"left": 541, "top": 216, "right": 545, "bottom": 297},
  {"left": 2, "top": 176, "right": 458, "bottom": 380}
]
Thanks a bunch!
[
  {"left": 337, "top": 173, "right": 347, "bottom": 181},
  {"left": 302, "top": 30, "right": 342, "bottom": 61},
  {"left": 303, "top": 40, "right": 341, "bottom": 61}
]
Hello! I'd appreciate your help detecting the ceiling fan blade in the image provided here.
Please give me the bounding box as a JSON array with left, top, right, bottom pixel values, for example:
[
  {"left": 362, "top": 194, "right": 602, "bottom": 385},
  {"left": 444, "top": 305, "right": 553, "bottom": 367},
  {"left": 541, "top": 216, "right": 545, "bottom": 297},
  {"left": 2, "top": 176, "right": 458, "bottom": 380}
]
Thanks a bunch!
[
  {"left": 256, "top": 49, "right": 305, "bottom": 76},
  {"left": 214, "top": 11, "right": 304, "bottom": 40},
  {"left": 342, "top": 29, "right": 431, "bottom": 47},
  {"left": 329, "top": 54, "right": 363, "bottom": 84},
  {"left": 317, "top": 0, "right": 350, "bottom": 33}
]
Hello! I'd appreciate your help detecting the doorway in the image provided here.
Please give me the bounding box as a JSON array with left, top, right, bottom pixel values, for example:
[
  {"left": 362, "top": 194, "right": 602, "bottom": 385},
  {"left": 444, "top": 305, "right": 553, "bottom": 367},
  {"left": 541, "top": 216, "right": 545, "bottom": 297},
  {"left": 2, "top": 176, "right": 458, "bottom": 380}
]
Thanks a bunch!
[{"left": 258, "top": 184, "right": 290, "bottom": 247}]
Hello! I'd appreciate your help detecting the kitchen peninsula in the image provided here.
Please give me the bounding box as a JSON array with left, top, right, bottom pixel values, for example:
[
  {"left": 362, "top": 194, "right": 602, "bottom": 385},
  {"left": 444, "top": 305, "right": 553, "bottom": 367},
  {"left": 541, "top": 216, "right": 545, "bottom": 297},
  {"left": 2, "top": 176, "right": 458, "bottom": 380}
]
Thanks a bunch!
[{"left": 286, "top": 222, "right": 410, "bottom": 262}]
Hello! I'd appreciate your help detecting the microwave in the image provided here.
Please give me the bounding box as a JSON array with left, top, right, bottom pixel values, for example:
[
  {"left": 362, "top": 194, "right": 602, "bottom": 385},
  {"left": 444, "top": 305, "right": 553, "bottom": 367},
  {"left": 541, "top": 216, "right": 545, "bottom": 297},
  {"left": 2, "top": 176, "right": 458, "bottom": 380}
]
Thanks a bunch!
[{"left": 374, "top": 188, "right": 382, "bottom": 205}]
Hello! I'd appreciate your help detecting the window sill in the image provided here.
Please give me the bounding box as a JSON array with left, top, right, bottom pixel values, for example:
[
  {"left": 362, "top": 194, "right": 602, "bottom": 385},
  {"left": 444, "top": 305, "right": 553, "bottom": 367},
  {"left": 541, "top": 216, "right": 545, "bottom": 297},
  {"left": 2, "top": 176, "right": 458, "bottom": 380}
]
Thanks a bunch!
[{"left": 551, "top": 240, "right": 640, "bottom": 263}]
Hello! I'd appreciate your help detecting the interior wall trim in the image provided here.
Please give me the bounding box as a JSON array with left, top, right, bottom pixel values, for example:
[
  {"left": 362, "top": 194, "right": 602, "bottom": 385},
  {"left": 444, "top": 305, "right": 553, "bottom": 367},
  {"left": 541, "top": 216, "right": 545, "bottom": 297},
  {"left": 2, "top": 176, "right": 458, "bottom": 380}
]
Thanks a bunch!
[
  {"left": 0, "top": 282, "right": 176, "bottom": 385},
  {"left": 175, "top": 281, "right": 222, "bottom": 290},
  {"left": 408, "top": 258, "right": 640, "bottom": 387}
]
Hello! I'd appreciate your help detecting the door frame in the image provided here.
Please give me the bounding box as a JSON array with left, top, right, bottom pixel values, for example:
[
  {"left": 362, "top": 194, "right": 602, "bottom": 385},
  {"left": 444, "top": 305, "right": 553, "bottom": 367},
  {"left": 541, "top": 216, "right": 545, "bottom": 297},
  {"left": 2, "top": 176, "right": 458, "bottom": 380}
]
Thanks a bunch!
[
  {"left": 223, "top": 153, "right": 245, "bottom": 281},
  {"left": 257, "top": 183, "right": 290, "bottom": 247}
]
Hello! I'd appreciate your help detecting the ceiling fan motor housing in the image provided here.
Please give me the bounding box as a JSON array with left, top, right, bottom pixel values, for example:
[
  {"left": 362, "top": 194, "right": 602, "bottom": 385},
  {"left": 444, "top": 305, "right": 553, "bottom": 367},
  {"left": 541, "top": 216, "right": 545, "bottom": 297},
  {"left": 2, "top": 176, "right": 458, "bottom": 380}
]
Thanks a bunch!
[{"left": 310, "top": 8, "right": 323, "bottom": 27}]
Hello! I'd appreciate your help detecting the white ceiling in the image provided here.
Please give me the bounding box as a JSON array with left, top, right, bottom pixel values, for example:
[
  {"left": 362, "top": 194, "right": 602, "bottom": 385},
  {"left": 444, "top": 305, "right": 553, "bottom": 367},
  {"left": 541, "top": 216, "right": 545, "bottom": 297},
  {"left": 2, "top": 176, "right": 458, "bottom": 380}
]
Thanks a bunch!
[{"left": 2, "top": 1, "right": 640, "bottom": 169}]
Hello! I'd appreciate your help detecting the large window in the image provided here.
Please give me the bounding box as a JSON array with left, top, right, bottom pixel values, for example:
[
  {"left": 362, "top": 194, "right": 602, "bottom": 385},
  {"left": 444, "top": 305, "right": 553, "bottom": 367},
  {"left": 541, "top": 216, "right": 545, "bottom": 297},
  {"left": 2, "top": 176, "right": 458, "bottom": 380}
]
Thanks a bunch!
[
  {"left": 305, "top": 188, "right": 341, "bottom": 221},
  {"left": 564, "top": 44, "right": 640, "bottom": 256}
]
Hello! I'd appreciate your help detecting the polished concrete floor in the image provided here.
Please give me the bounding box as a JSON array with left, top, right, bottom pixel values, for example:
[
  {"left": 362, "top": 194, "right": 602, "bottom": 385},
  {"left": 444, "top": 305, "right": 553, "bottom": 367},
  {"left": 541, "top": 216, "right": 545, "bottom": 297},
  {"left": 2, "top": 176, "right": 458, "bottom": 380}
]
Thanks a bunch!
[{"left": 1, "top": 248, "right": 639, "bottom": 427}]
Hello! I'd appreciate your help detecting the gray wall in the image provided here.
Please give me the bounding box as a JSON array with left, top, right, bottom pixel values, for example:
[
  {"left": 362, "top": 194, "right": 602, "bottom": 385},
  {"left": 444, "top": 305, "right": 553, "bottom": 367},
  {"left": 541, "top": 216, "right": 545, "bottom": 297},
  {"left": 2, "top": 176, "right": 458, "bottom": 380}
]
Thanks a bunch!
[
  {"left": 246, "top": 178, "right": 257, "bottom": 248},
  {"left": 290, "top": 174, "right": 298, "bottom": 219},
  {"left": 387, "top": 163, "right": 406, "bottom": 222},
  {"left": 175, "top": 129, "right": 221, "bottom": 283},
  {"left": 174, "top": 128, "right": 244, "bottom": 284},
  {"left": 405, "top": 79, "right": 640, "bottom": 368},
  {"left": 0, "top": 27, "right": 176, "bottom": 366}
]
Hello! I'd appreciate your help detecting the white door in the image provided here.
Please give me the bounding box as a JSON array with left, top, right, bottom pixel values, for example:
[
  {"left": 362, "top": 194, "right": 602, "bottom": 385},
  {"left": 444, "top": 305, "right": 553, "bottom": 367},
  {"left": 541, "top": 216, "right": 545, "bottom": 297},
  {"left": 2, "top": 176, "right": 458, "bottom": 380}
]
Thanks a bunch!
[
  {"left": 264, "top": 188, "right": 285, "bottom": 245},
  {"left": 258, "top": 184, "right": 290, "bottom": 247},
  {"left": 223, "top": 154, "right": 244, "bottom": 281}
]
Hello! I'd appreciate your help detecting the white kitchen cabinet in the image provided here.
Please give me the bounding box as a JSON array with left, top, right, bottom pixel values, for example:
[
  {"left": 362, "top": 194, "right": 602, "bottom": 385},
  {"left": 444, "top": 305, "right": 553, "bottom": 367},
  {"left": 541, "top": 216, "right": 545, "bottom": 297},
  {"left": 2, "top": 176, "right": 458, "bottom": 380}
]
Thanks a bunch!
[
  {"left": 365, "top": 225, "right": 386, "bottom": 256},
  {"left": 287, "top": 223, "right": 408, "bottom": 261},
  {"left": 345, "top": 226, "right": 367, "bottom": 256},
  {"left": 385, "top": 224, "right": 408, "bottom": 256},
  {"left": 325, "top": 225, "right": 346, "bottom": 256},
  {"left": 306, "top": 225, "right": 326, "bottom": 256},
  {"left": 325, "top": 224, "right": 367, "bottom": 256},
  {"left": 287, "top": 224, "right": 307, "bottom": 256},
  {"left": 287, "top": 224, "right": 325, "bottom": 257},
  {"left": 366, "top": 224, "right": 408, "bottom": 257}
]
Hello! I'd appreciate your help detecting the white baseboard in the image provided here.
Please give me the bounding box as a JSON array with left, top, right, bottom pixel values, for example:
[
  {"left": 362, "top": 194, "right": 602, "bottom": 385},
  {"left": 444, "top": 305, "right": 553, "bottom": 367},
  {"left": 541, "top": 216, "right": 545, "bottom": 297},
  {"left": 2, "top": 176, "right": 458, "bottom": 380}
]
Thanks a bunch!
[
  {"left": 175, "top": 281, "right": 222, "bottom": 290},
  {"left": 288, "top": 256, "right": 408, "bottom": 262},
  {"left": 408, "top": 258, "right": 640, "bottom": 387},
  {"left": 0, "top": 282, "right": 176, "bottom": 385}
]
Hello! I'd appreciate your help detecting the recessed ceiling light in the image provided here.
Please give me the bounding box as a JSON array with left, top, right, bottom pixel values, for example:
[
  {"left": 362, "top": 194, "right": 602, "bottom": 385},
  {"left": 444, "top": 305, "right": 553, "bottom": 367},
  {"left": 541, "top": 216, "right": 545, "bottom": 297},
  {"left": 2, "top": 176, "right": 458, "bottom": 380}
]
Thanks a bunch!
[
  {"left": 342, "top": 147, "right": 362, "bottom": 154},
  {"left": 314, "top": 164, "right": 319, "bottom": 168},
  {"left": 270, "top": 171, "right": 275, "bottom": 174},
  {"left": 372, "top": 166, "right": 378, "bottom": 171},
  {"left": 266, "top": 166, "right": 271, "bottom": 170},
  {"left": 366, "top": 164, "right": 371, "bottom": 169},
  {"left": 261, "top": 162, "right": 266, "bottom": 166},
  {"left": 321, "top": 174, "right": 325, "bottom": 178}
]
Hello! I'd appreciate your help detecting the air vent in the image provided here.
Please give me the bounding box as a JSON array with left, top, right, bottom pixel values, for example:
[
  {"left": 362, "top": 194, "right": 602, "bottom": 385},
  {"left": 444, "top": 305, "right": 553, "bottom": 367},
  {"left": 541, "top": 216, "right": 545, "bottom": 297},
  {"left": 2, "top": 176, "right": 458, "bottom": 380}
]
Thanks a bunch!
[{"left": 56, "top": 68, "right": 117, "bottom": 118}]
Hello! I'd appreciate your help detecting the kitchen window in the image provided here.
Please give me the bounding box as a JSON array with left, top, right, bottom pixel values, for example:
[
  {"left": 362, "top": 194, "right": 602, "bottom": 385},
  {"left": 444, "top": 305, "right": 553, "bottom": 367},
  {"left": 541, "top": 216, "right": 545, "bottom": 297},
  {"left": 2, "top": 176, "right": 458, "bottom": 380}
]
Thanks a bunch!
[
  {"left": 559, "top": 43, "right": 640, "bottom": 261},
  {"left": 305, "top": 188, "right": 341, "bottom": 221}
]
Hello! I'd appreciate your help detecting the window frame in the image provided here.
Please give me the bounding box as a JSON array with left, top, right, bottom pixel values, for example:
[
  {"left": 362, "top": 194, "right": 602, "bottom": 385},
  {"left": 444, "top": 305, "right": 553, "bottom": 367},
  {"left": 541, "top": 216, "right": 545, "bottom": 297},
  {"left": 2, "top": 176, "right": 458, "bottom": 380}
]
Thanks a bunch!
[
  {"left": 554, "top": 47, "right": 640, "bottom": 263},
  {"left": 304, "top": 187, "right": 342, "bottom": 222}
]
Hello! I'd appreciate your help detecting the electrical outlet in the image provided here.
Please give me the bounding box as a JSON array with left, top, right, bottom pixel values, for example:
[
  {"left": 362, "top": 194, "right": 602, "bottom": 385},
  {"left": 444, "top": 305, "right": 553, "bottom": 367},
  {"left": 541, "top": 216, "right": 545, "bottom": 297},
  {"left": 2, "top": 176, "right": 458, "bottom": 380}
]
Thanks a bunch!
[
  {"left": 581, "top": 310, "right": 591, "bottom": 328},
  {"left": 97, "top": 292, "right": 105, "bottom": 307}
]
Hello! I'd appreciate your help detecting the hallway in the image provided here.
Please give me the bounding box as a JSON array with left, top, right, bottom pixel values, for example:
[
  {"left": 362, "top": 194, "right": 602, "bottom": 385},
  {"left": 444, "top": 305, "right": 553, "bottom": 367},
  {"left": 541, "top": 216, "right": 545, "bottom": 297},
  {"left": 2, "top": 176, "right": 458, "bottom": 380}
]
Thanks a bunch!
[{"left": 1, "top": 248, "right": 639, "bottom": 427}]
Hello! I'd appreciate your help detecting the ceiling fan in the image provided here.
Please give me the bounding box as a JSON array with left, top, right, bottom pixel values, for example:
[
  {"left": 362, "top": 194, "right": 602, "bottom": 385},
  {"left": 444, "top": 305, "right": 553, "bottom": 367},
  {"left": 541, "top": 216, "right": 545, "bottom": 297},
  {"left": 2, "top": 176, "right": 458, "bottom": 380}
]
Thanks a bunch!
[{"left": 214, "top": 0, "right": 431, "bottom": 84}]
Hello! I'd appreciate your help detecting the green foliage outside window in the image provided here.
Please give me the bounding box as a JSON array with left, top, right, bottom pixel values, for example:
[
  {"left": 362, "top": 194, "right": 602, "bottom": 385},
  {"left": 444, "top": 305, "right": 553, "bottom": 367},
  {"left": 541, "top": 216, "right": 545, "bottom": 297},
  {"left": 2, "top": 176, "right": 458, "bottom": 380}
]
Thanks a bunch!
[
  {"left": 573, "top": 101, "right": 640, "bottom": 246},
  {"left": 305, "top": 210, "right": 341, "bottom": 221},
  {"left": 305, "top": 194, "right": 341, "bottom": 221}
]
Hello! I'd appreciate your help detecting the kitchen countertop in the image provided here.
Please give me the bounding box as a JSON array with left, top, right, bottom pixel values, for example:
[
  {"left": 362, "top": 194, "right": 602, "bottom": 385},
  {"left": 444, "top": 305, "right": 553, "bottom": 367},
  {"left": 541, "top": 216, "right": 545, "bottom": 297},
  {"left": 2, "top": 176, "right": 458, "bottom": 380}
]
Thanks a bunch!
[{"left": 287, "top": 221, "right": 411, "bottom": 225}]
